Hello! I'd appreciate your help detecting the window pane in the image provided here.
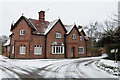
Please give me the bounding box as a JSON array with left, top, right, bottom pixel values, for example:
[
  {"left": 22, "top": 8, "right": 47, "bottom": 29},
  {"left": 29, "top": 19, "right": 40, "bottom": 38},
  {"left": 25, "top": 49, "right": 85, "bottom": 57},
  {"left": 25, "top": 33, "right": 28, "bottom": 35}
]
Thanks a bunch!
[
  {"left": 55, "top": 33, "right": 61, "bottom": 38},
  {"left": 78, "top": 47, "right": 84, "bottom": 54},
  {"left": 72, "top": 34, "right": 76, "bottom": 39},
  {"left": 34, "top": 45, "right": 42, "bottom": 55},
  {"left": 53, "top": 46, "right": 55, "bottom": 53},
  {"left": 20, "top": 29, "right": 25, "bottom": 35},
  {"left": 20, "top": 45, "right": 25, "bottom": 54},
  {"left": 52, "top": 46, "right": 64, "bottom": 54},
  {"left": 12, "top": 46, "right": 14, "bottom": 54},
  {"left": 80, "top": 36, "right": 82, "bottom": 40},
  {"left": 56, "top": 47, "right": 58, "bottom": 53},
  {"left": 61, "top": 47, "right": 63, "bottom": 53}
]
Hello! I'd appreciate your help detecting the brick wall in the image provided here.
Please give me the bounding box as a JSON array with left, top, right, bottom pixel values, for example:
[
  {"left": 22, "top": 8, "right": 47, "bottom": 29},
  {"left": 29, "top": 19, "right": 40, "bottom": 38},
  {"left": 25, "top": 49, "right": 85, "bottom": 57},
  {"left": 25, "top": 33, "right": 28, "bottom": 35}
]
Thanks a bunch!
[
  {"left": 10, "top": 19, "right": 31, "bottom": 59},
  {"left": 30, "top": 35, "right": 45, "bottom": 59},
  {"left": 66, "top": 27, "right": 79, "bottom": 58},
  {"left": 78, "top": 32, "right": 87, "bottom": 57},
  {"left": 46, "top": 21, "right": 66, "bottom": 58}
]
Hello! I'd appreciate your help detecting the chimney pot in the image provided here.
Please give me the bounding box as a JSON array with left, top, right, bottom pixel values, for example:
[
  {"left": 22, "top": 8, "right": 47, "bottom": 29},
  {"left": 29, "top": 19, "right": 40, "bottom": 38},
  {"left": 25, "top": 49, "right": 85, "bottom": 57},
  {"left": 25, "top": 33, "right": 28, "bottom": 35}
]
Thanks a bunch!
[{"left": 38, "top": 11, "right": 45, "bottom": 22}]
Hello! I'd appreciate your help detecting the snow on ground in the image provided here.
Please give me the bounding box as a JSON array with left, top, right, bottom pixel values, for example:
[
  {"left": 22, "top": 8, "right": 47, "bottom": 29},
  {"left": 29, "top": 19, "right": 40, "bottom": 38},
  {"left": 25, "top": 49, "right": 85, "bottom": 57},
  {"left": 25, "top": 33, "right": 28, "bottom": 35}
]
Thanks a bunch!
[
  {"left": 96, "top": 59, "right": 120, "bottom": 76},
  {"left": 77, "top": 59, "right": 118, "bottom": 78},
  {"left": 98, "top": 59, "right": 118, "bottom": 67},
  {"left": 0, "top": 54, "right": 119, "bottom": 79}
]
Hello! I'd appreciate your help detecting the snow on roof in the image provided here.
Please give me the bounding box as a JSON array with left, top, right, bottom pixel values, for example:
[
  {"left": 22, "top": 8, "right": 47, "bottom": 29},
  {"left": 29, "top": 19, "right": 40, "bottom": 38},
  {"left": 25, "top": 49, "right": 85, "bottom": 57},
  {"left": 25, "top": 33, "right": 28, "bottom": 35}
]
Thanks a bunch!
[
  {"left": 3, "top": 39, "right": 10, "bottom": 46},
  {"left": 65, "top": 25, "right": 75, "bottom": 34},
  {"left": 78, "top": 28, "right": 83, "bottom": 32},
  {"left": 28, "top": 19, "right": 37, "bottom": 30},
  {"left": 44, "top": 19, "right": 59, "bottom": 35}
]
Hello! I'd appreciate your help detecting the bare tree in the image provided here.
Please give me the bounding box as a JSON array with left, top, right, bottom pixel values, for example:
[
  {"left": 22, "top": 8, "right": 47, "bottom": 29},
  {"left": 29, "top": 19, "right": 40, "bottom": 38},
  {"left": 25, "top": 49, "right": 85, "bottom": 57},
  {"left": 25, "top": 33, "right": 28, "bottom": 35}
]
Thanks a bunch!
[{"left": 84, "top": 21, "right": 102, "bottom": 49}]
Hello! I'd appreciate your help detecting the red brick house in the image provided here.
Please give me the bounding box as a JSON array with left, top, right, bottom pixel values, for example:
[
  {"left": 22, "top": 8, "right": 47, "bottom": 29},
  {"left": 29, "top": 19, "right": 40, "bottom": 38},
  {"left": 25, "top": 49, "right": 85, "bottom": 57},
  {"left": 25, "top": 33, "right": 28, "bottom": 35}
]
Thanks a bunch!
[{"left": 4, "top": 11, "right": 87, "bottom": 59}]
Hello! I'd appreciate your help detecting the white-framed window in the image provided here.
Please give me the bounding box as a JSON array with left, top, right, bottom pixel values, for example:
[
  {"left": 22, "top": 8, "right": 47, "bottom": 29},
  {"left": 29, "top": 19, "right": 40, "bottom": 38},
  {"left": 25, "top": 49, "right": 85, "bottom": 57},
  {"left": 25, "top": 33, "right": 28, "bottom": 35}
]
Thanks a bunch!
[
  {"left": 7, "top": 46, "right": 10, "bottom": 53},
  {"left": 78, "top": 47, "right": 84, "bottom": 54},
  {"left": 52, "top": 46, "right": 64, "bottom": 54},
  {"left": 34, "top": 45, "right": 42, "bottom": 55},
  {"left": 20, "top": 29, "right": 25, "bottom": 35},
  {"left": 55, "top": 32, "right": 61, "bottom": 38},
  {"left": 12, "top": 45, "right": 14, "bottom": 54},
  {"left": 80, "top": 36, "right": 83, "bottom": 41},
  {"left": 20, "top": 45, "right": 26, "bottom": 54},
  {"left": 72, "top": 34, "right": 76, "bottom": 39}
]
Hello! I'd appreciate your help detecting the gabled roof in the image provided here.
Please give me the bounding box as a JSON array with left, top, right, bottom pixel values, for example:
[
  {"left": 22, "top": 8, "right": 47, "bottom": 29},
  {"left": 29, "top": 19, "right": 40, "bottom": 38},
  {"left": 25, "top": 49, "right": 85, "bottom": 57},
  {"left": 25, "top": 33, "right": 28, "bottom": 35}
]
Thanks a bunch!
[
  {"left": 10, "top": 15, "right": 86, "bottom": 36},
  {"left": 44, "top": 19, "right": 67, "bottom": 35},
  {"left": 44, "top": 19, "right": 59, "bottom": 35},
  {"left": 78, "top": 28, "right": 86, "bottom": 36},
  {"left": 65, "top": 25, "right": 74, "bottom": 34},
  {"left": 65, "top": 24, "right": 81, "bottom": 36},
  {"left": 29, "top": 18, "right": 49, "bottom": 35},
  {"left": 10, "top": 16, "right": 36, "bottom": 31}
]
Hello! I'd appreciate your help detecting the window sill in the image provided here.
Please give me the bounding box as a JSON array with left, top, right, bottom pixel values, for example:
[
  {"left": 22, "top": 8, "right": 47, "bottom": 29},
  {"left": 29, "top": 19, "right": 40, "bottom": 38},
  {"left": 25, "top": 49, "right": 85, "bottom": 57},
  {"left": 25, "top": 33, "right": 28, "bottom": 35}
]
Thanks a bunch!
[
  {"left": 55, "top": 37, "right": 62, "bottom": 39},
  {"left": 73, "top": 39, "right": 76, "bottom": 40},
  {"left": 19, "top": 53, "right": 26, "bottom": 55},
  {"left": 78, "top": 53, "right": 84, "bottom": 54},
  {"left": 52, "top": 53, "right": 64, "bottom": 55},
  {"left": 34, "top": 54, "right": 42, "bottom": 55}
]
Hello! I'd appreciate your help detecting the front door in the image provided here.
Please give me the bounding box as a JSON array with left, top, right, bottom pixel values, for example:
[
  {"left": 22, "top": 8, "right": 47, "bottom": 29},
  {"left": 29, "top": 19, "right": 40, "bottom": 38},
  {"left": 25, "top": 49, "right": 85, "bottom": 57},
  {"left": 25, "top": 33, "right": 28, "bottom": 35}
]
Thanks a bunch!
[{"left": 71, "top": 47, "right": 75, "bottom": 58}]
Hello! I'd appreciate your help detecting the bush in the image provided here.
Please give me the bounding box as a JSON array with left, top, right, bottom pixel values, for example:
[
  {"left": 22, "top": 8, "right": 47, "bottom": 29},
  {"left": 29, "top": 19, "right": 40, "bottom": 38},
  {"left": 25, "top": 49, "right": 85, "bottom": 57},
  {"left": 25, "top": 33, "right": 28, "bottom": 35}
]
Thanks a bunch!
[{"left": 106, "top": 44, "right": 120, "bottom": 61}]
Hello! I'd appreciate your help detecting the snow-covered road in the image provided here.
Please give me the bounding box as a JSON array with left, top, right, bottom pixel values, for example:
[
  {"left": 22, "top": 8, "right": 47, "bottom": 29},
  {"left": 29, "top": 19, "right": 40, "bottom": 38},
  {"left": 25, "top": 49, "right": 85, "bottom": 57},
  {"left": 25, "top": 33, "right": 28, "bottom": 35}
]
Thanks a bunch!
[
  {"left": 0, "top": 55, "right": 118, "bottom": 79},
  {"left": 39, "top": 59, "right": 117, "bottom": 78}
]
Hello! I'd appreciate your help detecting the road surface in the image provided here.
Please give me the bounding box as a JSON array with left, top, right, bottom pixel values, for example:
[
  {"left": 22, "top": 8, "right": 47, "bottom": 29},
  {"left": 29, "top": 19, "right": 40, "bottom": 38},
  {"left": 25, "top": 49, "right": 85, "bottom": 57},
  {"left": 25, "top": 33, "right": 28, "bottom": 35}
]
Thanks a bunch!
[{"left": 0, "top": 57, "right": 118, "bottom": 80}]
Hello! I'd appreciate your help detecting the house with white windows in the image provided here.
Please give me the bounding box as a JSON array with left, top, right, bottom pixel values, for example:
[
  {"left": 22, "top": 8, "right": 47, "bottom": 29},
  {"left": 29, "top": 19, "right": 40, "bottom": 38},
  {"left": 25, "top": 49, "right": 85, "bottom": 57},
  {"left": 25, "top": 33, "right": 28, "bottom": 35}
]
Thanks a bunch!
[{"left": 3, "top": 11, "right": 87, "bottom": 59}]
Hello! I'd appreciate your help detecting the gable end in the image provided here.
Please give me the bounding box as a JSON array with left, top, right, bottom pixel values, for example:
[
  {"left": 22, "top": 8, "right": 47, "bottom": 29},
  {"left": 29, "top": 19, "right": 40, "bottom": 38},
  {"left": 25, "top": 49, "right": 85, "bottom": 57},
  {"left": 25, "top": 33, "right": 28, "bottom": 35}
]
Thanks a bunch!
[
  {"left": 10, "top": 16, "right": 36, "bottom": 31},
  {"left": 66, "top": 25, "right": 81, "bottom": 36},
  {"left": 45, "top": 19, "right": 67, "bottom": 35}
]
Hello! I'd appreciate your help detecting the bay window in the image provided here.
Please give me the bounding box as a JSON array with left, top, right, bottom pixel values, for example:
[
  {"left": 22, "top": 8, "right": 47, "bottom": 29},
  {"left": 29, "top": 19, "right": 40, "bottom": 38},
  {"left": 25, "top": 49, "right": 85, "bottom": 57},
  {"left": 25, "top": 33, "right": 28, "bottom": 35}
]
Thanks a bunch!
[
  {"left": 52, "top": 46, "right": 64, "bottom": 54},
  {"left": 51, "top": 42, "right": 64, "bottom": 54}
]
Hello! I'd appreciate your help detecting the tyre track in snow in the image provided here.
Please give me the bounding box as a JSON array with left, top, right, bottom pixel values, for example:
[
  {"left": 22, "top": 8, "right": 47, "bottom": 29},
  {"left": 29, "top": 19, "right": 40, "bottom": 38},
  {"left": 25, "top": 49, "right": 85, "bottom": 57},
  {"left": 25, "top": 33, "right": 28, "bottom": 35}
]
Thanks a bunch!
[
  {"left": 40, "top": 62, "right": 71, "bottom": 78},
  {"left": 64, "top": 62, "right": 83, "bottom": 78},
  {"left": 84, "top": 60, "right": 117, "bottom": 78},
  {"left": 2, "top": 57, "right": 114, "bottom": 79},
  {"left": 39, "top": 59, "right": 91, "bottom": 78},
  {"left": 75, "top": 63, "right": 89, "bottom": 78},
  {"left": 53, "top": 62, "right": 79, "bottom": 78}
]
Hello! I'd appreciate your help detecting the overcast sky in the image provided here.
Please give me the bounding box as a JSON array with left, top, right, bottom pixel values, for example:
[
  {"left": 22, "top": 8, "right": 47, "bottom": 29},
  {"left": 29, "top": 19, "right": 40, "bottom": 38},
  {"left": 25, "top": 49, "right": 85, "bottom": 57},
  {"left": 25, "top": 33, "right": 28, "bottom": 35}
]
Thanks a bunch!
[{"left": 0, "top": 0, "right": 118, "bottom": 36}]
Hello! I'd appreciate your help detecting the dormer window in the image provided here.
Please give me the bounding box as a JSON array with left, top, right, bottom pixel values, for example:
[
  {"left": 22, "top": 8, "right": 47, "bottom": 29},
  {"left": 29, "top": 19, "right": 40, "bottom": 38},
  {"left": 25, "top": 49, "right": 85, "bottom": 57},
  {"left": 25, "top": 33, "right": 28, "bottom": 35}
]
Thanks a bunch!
[
  {"left": 20, "top": 29, "right": 25, "bottom": 35},
  {"left": 72, "top": 34, "right": 76, "bottom": 39},
  {"left": 55, "top": 32, "right": 61, "bottom": 38}
]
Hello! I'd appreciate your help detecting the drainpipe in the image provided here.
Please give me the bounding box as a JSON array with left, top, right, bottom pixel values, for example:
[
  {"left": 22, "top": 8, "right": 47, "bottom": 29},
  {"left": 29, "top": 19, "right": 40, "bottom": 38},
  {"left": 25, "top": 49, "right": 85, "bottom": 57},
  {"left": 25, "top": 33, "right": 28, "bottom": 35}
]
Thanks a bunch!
[
  {"left": 64, "top": 34, "right": 67, "bottom": 58},
  {"left": 44, "top": 35, "right": 47, "bottom": 59},
  {"left": 14, "top": 40, "right": 15, "bottom": 59}
]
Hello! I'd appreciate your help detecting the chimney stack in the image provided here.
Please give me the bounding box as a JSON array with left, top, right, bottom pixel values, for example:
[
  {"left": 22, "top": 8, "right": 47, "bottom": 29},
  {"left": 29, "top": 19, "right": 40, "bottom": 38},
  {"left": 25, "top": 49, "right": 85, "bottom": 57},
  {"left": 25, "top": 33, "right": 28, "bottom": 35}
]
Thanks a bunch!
[
  {"left": 78, "top": 25, "right": 82, "bottom": 29},
  {"left": 38, "top": 11, "right": 45, "bottom": 22}
]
